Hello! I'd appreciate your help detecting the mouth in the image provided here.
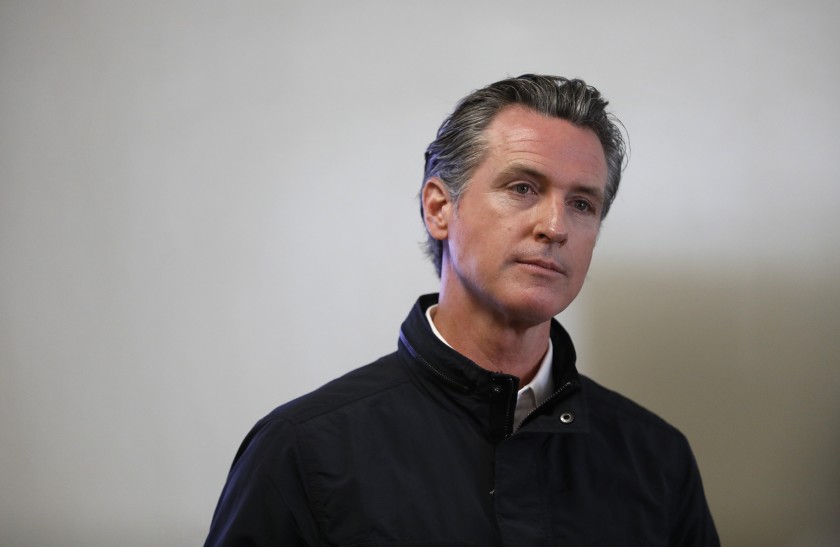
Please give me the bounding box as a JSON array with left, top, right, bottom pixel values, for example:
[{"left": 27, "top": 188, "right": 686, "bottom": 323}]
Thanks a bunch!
[{"left": 516, "top": 258, "right": 566, "bottom": 275}]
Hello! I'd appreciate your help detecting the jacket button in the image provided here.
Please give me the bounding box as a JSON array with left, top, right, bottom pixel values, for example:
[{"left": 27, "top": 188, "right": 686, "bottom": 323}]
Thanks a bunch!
[
  {"left": 490, "top": 384, "right": 501, "bottom": 394},
  {"left": 560, "top": 412, "right": 575, "bottom": 424}
]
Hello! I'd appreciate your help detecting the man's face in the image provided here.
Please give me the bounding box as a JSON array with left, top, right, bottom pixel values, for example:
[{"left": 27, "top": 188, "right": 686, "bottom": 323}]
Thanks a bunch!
[{"left": 436, "top": 106, "right": 608, "bottom": 327}]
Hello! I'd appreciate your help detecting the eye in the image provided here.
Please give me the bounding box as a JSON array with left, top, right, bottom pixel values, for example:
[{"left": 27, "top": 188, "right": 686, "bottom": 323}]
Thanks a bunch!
[
  {"left": 570, "top": 199, "right": 594, "bottom": 213},
  {"left": 512, "top": 182, "right": 535, "bottom": 195}
]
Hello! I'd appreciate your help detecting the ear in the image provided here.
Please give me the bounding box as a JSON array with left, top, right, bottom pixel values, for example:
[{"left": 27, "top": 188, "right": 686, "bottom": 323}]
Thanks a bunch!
[{"left": 421, "top": 177, "right": 452, "bottom": 241}]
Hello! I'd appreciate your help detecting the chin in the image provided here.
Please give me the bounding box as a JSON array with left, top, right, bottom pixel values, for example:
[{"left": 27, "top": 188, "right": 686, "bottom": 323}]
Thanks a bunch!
[{"left": 501, "top": 292, "right": 572, "bottom": 326}]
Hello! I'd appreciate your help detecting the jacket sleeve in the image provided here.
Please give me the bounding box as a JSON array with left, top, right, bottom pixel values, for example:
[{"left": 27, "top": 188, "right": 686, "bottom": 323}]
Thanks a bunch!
[
  {"left": 668, "top": 435, "right": 720, "bottom": 547},
  {"left": 204, "top": 415, "right": 320, "bottom": 546}
]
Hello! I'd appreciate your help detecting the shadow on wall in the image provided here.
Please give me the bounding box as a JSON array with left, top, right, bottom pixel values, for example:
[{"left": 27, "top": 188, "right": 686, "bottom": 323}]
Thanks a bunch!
[{"left": 579, "top": 261, "right": 840, "bottom": 547}]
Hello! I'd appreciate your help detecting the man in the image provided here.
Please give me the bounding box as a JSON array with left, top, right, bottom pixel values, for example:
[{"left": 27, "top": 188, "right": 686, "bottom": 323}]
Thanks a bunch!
[{"left": 205, "top": 75, "right": 719, "bottom": 546}]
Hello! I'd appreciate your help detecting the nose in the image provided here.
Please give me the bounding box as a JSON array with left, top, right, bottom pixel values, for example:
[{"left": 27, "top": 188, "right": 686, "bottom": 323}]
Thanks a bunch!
[{"left": 535, "top": 197, "right": 568, "bottom": 244}]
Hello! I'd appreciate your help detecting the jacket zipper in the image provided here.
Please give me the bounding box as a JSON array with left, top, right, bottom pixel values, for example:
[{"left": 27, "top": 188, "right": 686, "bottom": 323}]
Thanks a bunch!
[
  {"left": 515, "top": 379, "right": 579, "bottom": 432},
  {"left": 501, "top": 375, "right": 518, "bottom": 438}
]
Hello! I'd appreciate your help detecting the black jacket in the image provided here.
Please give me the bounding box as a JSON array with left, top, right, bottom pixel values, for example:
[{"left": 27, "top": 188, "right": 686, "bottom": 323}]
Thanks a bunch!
[{"left": 205, "top": 294, "right": 719, "bottom": 546}]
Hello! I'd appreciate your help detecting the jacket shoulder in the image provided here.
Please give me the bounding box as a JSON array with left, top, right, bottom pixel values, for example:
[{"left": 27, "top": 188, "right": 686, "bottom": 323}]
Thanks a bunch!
[
  {"left": 580, "top": 374, "right": 686, "bottom": 440},
  {"left": 265, "top": 351, "right": 411, "bottom": 424}
]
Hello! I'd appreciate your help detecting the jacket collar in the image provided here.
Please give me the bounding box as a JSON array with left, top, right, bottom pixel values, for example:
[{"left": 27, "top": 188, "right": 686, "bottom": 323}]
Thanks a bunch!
[{"left": 398, "top": 294, "right": 587, "bottom": 442}]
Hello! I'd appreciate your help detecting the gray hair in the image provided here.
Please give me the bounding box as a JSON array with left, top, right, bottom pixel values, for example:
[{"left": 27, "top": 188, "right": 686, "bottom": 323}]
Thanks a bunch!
[{"left": 421, "top": 74, "right": 627, "bottom": 277}]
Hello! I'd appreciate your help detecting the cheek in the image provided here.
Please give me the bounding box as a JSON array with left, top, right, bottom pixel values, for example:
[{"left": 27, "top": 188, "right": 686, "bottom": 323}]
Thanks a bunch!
[
  {"left": 450, "top": 225, "right": 488, "bottom": 272},
  {"left": 571, "top": 238, "right": 597, "bottom": 271}
]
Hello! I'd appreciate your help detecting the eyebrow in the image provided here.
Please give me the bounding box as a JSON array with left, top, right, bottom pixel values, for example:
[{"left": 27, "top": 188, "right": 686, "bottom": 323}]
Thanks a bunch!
[{"left": 498, "top": 163, "right": 606, "bottom": 203}]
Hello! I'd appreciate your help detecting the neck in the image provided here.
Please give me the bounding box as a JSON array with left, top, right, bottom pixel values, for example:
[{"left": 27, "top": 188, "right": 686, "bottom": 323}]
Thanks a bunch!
[{"left": 431, "top": 291, "right": 551, "bottom": 385}]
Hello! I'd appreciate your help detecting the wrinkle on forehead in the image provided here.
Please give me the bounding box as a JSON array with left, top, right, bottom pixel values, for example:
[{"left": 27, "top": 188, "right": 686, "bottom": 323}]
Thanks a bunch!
[
  {"left": 482, "top": 106, "right": 608, "bottom": 183},
  {"left": 489, "top": 106, "right": 602, "bottom": 150}
]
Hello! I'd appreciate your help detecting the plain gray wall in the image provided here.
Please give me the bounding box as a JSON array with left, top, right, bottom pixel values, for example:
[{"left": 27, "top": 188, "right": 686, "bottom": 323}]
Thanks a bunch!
[{"left": 1, "top": 1, "right": 838, "bottom": 545}]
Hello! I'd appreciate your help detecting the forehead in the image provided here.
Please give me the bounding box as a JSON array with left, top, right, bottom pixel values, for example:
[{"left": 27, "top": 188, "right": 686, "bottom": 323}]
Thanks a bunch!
[{"left": 481, "top": 106, "right": 607, "bottom": 182}]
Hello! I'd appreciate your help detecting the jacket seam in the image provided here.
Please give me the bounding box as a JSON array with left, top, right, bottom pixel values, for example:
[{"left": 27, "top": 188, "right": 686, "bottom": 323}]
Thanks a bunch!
[{"left": 280, "top": 376, "right": 414, "bottom": 425}]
